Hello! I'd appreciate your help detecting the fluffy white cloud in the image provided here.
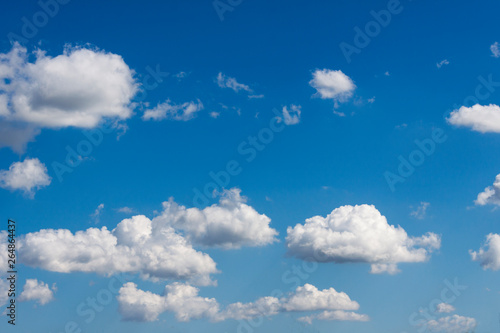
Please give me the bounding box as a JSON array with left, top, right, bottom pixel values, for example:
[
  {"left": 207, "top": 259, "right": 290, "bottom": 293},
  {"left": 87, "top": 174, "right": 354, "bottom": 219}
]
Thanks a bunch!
[
  {"left": 0, "top": 158, "right": 51, "bottom": 197},
  {"left": 216, "top": 72, "right": 252, "bottom": 93},
  {"left": 436, "top": 303, "right": 456, "bottom": 313},
  {"left": 470, "top": 233, "right": 500, "bottom": 271},
  {"left": 281, "top": 284, "right": 359, "bottom": 312},
  {"left": 298, "top": 310, "right": 369, "bottom": 324},
  {"left": 447, "top": 104, "right": 500, "bottom": 133},
  {"left": 309, "top": 69, "right": 356, "bottom": 107},
  {"left": 281, "top": 105, "right": 301, "bottom": 125},
  {"left": 475, "top": 173, "right": 500, "bottom": 206},
  {"left": 153, "top": 188, "right": 278, "bottom": 249},
  {"left": 19, "top": 279, "right": 56, "bottom": 305},
  {"left": 20, "top": 215, "right": 218, "bottom": 285},
  {"left": 286, "top": 204, "right": 441, "bottom": 274},
  {"left": 142, "top": 99, "right": 204, "bottom": 121},
  {"left": 491, "top": 42, "right": 500, "bottom": 58},
  {"left": 426, "top": 315, "right": 476, "bottom": 333},
  {"left": 118, "top": 282, "right": 220, "bottom": 322},
  {"left": 0, "top": 44, "right": 137, "bottom": 152},
  {"left": 0, "top": 43, "right": 137, "bottom": 128},
  {"left": 118, "top": 283, "right": 366, "bottom": 323}
]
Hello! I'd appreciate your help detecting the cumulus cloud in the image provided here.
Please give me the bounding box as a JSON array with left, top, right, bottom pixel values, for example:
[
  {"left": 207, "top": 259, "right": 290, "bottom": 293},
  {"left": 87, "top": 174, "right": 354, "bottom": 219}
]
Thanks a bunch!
[
  {"left": 286, "top": 204, "right": 441, "bottom": 274},
  {"left": 142, "top": 99, "right": 204, "bottom": 121},
  {"left": 309, "top": 69, "right": 356, "bottom": 107},
  {"left": 118, "top": 283, "right": 366, "bottom": 323},
  {"left": 475, "top": 173, "right": 500, "bottom": 206},
  {"left": 0, "top": 158, "right": 51, "bottom": 197},
  {"left": 281, "top": 105, "right": 301, "bottom": 125},
  {"left": 153, "top": 188, "right": 278, "bottom": 249},
  {"left": 216, "top": 72, "right": 252, "bottom": 93},
  {"left": 0, "top": 44, "right": 137, "bottom": 151},
  {"left": 426, "top": 315, "right": 476, "bottom": 333},
  {"left": 447, "top": 104, "right": 500, "bottom": 133},
  {"left": 436, "top": 303, "right": 456, "bottom": 313},
  {"left": 19, "top": 279, "right": 56, "bottom": 305},
  {"left": 470, "top": 233, "right": 500, "bottom": 271},
  {"left": 410, "top": 202, "right": 430, "bottom": 219},
  {"left": 20, "top": 215, "right": 218, "bottom": 285},
  {"left": 491, "top": 42, "right": 500, "bottom": 58}
]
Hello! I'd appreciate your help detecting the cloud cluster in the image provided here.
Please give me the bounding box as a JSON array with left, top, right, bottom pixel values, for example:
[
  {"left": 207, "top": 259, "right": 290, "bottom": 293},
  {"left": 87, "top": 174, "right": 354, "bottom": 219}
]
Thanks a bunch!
[
  {"left": 153, "top": 188, "right": 278, "bottom": 249},
  {"left": 309, "top": 69, "right": 356, "bottom": 107},
  {"left": 216, "top": 72, "right": 252, "bottom": 93},
  {"left": 20, "top": 215, "right": 218, "bottom": 285},
  {"left": 286, "top": 204, "right": 441, "bottom": 274},
  {"left": 142, "top": 99, "right": 204, "bottom": 121},
  {"left": 470, "top": 233, "right": 500, "bottom": 270},
  {"left": 0, "top": 44, "right": 138, "bottom": 151},
  {"left": 410, "top": 202, "right": 430, "bottom": 220},
  {"left": 426, "top": 315, "right": 476, "bottom": 333},
  {"left": 475, "top": 173, "right": 500, "bottom": 206},
  {"left": 447, "top": 104, "right": 500, "bottom": 133},
  {"left": 19, "top": 279, "right": 56, "bottom": 305},
  {"left": 118, "top": 283, "right": 367, "bottom": 323},
  {"left": 0, "top": 158, "right": 51, "bottom": 197}
]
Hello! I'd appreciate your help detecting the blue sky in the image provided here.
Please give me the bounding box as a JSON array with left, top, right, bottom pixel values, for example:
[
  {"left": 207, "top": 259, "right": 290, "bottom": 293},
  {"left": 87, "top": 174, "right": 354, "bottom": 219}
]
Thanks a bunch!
[{"left": 1, "top": 0, "right": 500, "bottom": 332}]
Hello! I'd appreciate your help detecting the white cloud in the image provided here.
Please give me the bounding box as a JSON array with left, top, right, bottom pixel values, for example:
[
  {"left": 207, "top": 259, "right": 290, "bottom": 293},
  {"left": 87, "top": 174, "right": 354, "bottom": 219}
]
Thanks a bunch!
[
  {"left": 410, "top": 202, "right": 430, "bottom": 219},
  {"left": 309, "top": 69, "right": 356, "bottom": 107},
  {"left": 447, "top": 104, "right": 500, "bottom": 133},
  {"left": 91, "top": 203, "right": 104, "bottom": 224},
  {"left": 142, "top": 99, "right": 204, "bottom": 121},
  {"left": 298, "top": 310, "right": 369, "bottom": 324},
  {"left": 475, "top": 173, "right": 500, "bottom": 206},
  {"left": 216, "top": 72, "right": 252, "bottom": 93},
  {"left": 436, "top": 303, "right": 456, "bottom": 313},
  {"left": 384, "top": 71, "right": 390, "bottom": 76},
  {"left": 0, "top": 158, "right": 51, "bottom": 197},
  {"left": 281, "top": 105, "right": 301, "bottom": 125},
  {"left": 437, "top": 59, "right": 450, "bottom": 68},
  {"left": 19, "top": 279, "right": 56, "bottom": 305},
  {"left": 20, "top": 215, "right": 218, "bottom": 285},
  {"left": 286, "top": 204, "right": 441, "bottom": 274},
  {"left": 281, "top": 284, "right": 359, "bottom": 312},
  {"left": 0, "top": 44, "right": 137, "bottom": 151},
  {"left": 470, "top": 233, "right": 500, "bottom": 271},
  {"left": 118, "top": 283, "right": 366, "bottom": 323},
  {"left": 153, "top": 188, "right": 278, "bottom": 249},
  {"left": 426, "top": 315, "right": 476, "bottom": 333},
  {"left": 209, "top": 111, "right": 220, "bottom": 119},
  {"left": 491, "top": 42, "right": 500, "bottom": 58},
  {"left": 0, "top": 122, "right": 40, "bottom": 154}
]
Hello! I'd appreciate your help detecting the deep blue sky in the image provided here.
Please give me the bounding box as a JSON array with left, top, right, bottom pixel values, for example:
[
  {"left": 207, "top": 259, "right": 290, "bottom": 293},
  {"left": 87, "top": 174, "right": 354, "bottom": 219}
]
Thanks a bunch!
[{"left": 1, "top": 0, "right": 500, "bottom": 332}]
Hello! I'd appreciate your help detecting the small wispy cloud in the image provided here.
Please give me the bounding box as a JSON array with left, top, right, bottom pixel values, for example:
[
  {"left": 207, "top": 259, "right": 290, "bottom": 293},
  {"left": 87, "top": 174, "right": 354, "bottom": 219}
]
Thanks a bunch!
[
  {"left": 436, "top": 59, "right": 450, "bottom": 69},
  {"left": 216, "top": 72, "right": 253, "bottom": 93},
  {"left": 91, "top": 203, "right": 105, "bottom": 224},
  {"left": 410, "top": 202, "right": 430, "bottom": 220},
  {"left": 116, "top": 206, "right": 133, "bottom": 214},
  {"left": 491, "top": 42, "right": 500, "bottom": 58}
]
